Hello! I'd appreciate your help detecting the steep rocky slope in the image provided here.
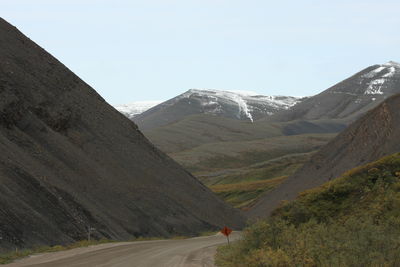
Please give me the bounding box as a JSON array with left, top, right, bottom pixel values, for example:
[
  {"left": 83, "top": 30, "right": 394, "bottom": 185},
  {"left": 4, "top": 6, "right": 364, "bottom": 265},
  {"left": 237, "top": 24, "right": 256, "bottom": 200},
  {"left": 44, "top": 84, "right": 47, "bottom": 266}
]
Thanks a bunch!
[
  {"left": 249, "top": 92, "right": 400, "bottom": 218},
  {"left": 0, "top": 18, "right": 244, "bottom": 251}
]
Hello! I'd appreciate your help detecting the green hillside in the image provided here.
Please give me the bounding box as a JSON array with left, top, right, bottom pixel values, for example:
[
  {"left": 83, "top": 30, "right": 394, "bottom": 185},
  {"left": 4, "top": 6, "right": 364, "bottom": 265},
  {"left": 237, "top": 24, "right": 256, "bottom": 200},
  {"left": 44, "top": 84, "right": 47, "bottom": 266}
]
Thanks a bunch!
[
  {"left": 203, "top": 152, "right": 313, "bottom": 186},
  {"left": 210, "top": 176, "right": 287, "bottom": 210},
  {"left": 208, "top": 153, "right": 314, "bottom": 210},
  {"left": 144, "top": 114, "right": 282, "bottom": 153},
  {"left": 217, "top": 153, "right": 400, "bottom": 266},
  {"left": 171, "top": 134, "right": 333, "bottom": 176},
  {"left": 166, "top": 133, "right": 334, "bottom": 209}
]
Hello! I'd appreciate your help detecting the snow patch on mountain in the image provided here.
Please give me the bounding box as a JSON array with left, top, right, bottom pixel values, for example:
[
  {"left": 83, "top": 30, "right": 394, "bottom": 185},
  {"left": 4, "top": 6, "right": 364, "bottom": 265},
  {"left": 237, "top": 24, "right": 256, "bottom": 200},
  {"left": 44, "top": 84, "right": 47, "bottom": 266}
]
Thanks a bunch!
[
  {"left": 184, "top": 89, "right": 256, "bottom": 121},
  {"left": 383, "top": 66, "right": 396, "bottom": 78},
  {"left": 365, "top": 79, "right": 385, "bottom": 95},
  {"left": 115, "top": 101, "right": 162, "bottom": 118},
  {"left": 227, "top": 90, "right": 260, "bottom": 96},
  {"left": 232, "top": 92, "right": 254, "bottom": 122},
  {"left": 362, "top": 66, "right": 386, "bottom": 78},
  {"left": 363, "top": 61, "right": 400, "bottom": 95}
]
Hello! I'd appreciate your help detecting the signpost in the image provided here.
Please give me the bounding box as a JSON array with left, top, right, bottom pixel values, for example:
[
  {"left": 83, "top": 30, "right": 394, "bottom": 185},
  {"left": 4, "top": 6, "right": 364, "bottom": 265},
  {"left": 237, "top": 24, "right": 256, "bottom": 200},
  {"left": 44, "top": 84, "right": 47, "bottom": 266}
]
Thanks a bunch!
[
  {"left": 88, "top": 226, "right": 96, "bottom": 242},
  {"left": 221, "top": 226, "right": 233, "bottom": 245}
]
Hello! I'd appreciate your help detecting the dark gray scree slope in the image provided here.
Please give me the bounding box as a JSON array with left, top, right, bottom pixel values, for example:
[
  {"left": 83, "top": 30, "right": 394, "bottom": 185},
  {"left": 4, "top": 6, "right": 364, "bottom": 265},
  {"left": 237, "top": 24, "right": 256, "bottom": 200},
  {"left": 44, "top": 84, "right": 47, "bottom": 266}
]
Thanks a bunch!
[{"left": 0, "top": 18, "right": 244, "bottom": 251}]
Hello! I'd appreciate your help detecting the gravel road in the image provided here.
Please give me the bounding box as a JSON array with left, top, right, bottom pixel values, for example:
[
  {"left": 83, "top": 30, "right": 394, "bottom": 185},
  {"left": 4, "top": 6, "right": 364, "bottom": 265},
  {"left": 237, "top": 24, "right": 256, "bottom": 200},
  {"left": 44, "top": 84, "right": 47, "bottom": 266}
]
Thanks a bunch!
[{"left": 5, "top": 232, "right": 240, "bottom": 267}]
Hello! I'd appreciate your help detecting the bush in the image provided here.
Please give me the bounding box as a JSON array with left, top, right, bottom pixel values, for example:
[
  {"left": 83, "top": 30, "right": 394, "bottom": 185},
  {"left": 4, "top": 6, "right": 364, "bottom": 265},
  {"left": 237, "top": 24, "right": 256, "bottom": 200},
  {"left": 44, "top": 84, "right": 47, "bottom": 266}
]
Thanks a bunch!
[{"left": 216, "top": 153, "right": 400, "bottom": 266}]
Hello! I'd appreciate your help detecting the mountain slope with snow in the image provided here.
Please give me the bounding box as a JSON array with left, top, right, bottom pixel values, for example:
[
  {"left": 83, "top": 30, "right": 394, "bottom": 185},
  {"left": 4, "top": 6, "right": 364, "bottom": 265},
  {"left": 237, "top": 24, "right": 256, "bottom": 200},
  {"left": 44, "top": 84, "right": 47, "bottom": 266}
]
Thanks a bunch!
[
  {"left": 179, "top": 89, "right": 301, "bottom": 122},
  {"left": 272, "top": 61, "right": 400, "bottom": 124},
  {"left": 133, "top": 89, "right": 303, "bottom": 131}
]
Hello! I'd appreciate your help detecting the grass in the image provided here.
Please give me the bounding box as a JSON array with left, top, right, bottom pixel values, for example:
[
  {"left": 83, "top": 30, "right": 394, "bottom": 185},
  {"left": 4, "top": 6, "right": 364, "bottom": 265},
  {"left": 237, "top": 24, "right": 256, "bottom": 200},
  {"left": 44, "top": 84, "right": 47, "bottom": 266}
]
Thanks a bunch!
[
  {"left": 142, "top": 114, "right": 338, "bottom": 215},
  {"left": 164, "top": 134, "right": 332, "bottom": 209},
  {"left": 216, "top": 152, "right": 400, "bottom": 266},
  {"left": 144, "top": 113, "right": 283, "bottom": 154},
  {"left": 147, "top": 120, "right": 334, "bottom": 210},
  {"left": 170, "top": 133, "right": 334, "bottom": 174},
  {"left": 210, "top": 176, "right": 287, "bottom": 209},
  {"left": 203, "top": 152, "right": 313, "bottom": 186},
  {"left": 203, "top": 152, "right": 313, "bottom": 209}
]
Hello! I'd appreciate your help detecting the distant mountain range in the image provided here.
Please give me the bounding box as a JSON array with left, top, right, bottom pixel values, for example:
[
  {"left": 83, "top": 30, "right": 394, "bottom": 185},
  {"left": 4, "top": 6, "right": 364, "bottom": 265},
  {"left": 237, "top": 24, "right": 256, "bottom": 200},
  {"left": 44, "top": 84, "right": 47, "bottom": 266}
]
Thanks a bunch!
[
  {"left": 117, "top": 61, "right": 400, "bottom": 136},
  {"left": 115, "top": 101, "right": 162, "bottom": 120},
  {"left": 115, "top": 61, "right": 400, "bottom": 156},
  {"left": 117, "top": 61, "right": 400, "bottom": 127}
]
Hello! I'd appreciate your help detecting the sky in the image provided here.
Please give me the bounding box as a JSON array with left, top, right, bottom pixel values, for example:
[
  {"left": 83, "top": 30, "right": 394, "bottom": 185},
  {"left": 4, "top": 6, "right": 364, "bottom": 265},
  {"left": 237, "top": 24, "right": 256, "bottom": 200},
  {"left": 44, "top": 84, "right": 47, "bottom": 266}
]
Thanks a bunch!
[{"left": 2, "top": 0, "right": 400, "bottom": 105}]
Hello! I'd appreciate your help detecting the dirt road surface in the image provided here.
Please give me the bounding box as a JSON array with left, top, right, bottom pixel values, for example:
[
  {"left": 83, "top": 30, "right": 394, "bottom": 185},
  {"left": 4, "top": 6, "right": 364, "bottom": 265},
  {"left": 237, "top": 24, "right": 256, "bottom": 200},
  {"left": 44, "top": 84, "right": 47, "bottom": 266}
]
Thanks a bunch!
[{"left": 5, "top": 232, "right": 240, "bottom": 267}]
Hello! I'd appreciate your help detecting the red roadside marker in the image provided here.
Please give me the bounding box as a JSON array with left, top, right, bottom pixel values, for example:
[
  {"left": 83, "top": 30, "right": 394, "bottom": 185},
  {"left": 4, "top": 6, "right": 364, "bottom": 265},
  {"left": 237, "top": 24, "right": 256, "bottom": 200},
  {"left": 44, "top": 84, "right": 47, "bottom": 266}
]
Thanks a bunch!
[{"left": 221, "top": 226, "right": 233, "bottom": 244}]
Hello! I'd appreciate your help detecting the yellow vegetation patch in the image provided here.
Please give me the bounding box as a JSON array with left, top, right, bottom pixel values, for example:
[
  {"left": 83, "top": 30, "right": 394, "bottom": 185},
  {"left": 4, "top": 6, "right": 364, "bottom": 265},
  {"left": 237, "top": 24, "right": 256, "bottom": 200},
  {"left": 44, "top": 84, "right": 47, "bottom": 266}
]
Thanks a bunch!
[
  {"left": 210, "top": 176, "right": 287, "bottom": 209},
  {"left": 210, "top": 176, "right": 287, "bottom": 193}
]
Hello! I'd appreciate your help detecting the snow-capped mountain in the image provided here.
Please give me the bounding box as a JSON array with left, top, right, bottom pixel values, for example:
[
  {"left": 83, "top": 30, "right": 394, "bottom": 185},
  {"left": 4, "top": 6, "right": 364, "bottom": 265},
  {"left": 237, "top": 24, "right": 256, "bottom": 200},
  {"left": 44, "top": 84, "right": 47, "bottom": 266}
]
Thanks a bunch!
[
  {"left": 273, "top": 61, "right": 400, "bottom": 123},
  {"left": 177, "top": 89, "right": 301, "bottom": 122},
  {"left": 132, "top": 89, "right": 303, "bottom": 130},
  {"left": 114, "top": 101, "right": 162, "bottom": 119}
]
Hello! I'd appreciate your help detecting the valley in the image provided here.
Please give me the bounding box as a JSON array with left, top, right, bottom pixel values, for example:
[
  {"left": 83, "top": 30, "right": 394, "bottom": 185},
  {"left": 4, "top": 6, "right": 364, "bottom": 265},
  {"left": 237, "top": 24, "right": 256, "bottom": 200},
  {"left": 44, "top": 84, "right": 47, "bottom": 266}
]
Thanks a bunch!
[
  {"left": 118, "top": 62, "right": 400, "bottom": 209},
  {"left": 1, "top": 10, "right": 400, "bottom": 266}
]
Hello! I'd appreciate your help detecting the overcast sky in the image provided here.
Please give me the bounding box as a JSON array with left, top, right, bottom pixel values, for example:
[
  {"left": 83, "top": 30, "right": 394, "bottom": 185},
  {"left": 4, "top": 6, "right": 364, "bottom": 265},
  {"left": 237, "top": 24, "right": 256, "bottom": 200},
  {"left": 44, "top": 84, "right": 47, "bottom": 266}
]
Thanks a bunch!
[{"left": 2, "top": 0, "right": 400, "bottom": 104}]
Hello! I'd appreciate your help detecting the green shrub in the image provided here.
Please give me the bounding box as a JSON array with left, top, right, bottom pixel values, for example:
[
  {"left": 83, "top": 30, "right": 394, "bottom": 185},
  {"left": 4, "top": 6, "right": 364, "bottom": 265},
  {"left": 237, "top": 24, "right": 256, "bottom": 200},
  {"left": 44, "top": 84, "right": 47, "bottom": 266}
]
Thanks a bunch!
[{"left": 216, "top": 153, "right": 400, "bottom": 266}]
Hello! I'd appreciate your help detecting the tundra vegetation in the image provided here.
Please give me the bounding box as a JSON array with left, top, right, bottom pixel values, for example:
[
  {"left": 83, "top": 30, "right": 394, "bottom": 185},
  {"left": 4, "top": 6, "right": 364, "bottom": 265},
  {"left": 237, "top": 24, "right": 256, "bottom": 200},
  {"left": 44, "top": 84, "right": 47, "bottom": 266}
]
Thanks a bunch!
[
  {"left": 180, "top": 134, "right": 334, "bottom": 209},
  {"left": 216, "top": 153, "right": 400, "bottom": 266}
]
